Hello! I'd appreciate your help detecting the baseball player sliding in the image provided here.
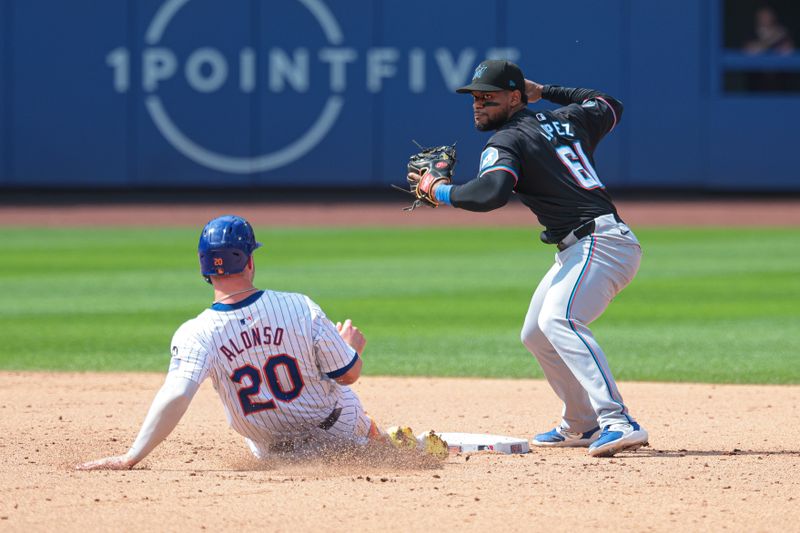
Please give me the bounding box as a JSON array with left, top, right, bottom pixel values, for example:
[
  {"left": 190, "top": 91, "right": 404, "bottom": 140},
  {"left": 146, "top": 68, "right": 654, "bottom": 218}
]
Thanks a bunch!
[
  {"left": 78, "top": 215, "right": 445, "bottom": 470},
  {"left": 402, "top": 60, "right": 648, "bottom": 457}
]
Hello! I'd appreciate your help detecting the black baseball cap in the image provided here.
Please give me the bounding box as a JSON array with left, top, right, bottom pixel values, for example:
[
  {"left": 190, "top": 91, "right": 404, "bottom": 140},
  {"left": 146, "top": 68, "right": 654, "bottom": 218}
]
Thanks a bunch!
[{"left": 456, "top": 59, "right": 526, "bottom": 100}]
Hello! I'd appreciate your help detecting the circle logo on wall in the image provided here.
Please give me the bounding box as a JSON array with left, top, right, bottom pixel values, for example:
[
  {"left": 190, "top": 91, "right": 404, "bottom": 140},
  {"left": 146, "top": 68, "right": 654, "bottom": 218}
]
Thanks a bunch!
[{"left": 106, "top": 0, "right": 519, "bottom": 174}]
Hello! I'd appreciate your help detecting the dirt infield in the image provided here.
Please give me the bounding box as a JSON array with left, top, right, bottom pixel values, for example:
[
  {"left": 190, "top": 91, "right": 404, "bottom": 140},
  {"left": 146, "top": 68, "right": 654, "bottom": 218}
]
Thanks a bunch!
[
  {"left": 1, "top": 199, "right": 799, "bottom": 226},
  {"left": 0, "top": 372, "right": 798, "bottom": 532},
  {"left": 2, "top": 199, "right": 798, "bottom": 532}
]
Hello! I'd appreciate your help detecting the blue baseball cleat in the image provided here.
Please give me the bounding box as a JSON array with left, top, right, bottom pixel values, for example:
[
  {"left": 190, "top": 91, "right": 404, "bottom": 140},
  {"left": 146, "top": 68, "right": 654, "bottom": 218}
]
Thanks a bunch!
[
  {"left": 588, "top": 422, "right": 649, "bottom": 457},
  {"left": 532, "top": 426, "right": 601, "bottom": 447}
]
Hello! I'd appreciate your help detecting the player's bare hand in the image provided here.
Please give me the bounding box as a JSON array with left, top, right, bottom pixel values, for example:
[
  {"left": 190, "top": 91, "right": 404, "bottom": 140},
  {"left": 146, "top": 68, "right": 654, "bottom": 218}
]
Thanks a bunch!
[
  {"left": 525, "top": 79, "right": 543, "bottom": 104},
  {"left": 407, "top": 171, "right": 422, "bottom": 185},
  {"left": 75, "top": 454, "right": 135, "bottom": 471},
  {"left": 336, "top": 319, "right": 367, "bottom": 354}
]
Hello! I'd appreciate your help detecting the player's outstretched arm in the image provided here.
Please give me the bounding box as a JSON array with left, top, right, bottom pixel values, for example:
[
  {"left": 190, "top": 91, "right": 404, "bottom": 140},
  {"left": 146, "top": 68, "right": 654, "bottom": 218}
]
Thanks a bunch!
[
  {"left": 446, "top": 171, "right": 515, "bottom": 212},
  {"left": 538, "top": 84, "right": 623, "bottom": 123},
  {"left": 76, "top": 375, "right": 199, "bottom": 470}
]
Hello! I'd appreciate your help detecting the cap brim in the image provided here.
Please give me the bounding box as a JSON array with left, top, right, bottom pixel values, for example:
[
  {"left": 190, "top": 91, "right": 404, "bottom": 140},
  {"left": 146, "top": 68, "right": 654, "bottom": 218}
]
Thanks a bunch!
[{"left": 455, "top": 83, "right": 506, "bottom": 94}]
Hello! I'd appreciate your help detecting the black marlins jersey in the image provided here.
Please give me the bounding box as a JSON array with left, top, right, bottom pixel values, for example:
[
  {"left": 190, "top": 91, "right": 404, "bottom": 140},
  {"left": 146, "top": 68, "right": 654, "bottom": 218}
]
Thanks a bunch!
[{"left": 479, "top": 95, "right": 619, "bottom": 241}]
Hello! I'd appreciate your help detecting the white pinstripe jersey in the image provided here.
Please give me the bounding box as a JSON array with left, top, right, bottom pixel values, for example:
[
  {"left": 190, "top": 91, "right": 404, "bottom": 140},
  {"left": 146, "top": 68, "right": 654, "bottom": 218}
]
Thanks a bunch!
[{"left": 167, "top": 290, "right": 359, "bottom": 443}]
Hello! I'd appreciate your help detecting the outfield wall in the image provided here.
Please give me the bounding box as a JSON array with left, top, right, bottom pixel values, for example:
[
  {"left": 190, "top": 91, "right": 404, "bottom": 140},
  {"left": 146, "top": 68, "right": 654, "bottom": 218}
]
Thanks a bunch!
[{"left": 1, "top": 0, "right": 798, "bottom": 191}]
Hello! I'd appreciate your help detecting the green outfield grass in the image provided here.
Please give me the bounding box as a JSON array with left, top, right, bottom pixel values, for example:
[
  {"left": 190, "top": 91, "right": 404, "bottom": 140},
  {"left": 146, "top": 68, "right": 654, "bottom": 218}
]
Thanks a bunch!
[{"left": 0, "top": 226, "right": 798, "bottom": 383}]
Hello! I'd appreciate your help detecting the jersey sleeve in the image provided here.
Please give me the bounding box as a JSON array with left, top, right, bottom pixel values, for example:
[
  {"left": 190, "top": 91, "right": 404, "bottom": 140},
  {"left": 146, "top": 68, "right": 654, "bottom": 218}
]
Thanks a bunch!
[
  {"left": 478, "top": 138, "right": 521, "bottom": 186},
  {"left": 167, "top": 319, "right": 212, "bottom": 385},
  {"left": 556, "top": 97, "right": 620, "bottom": 148},
  {"left": 306, "top": 297, "right": 359, "bottom": 379},
  {"left": 542, "top": 85, "right": 623, "bottom": 147},
  {"left": 448, "top": 137, "right": 519, "bottom": 212}
]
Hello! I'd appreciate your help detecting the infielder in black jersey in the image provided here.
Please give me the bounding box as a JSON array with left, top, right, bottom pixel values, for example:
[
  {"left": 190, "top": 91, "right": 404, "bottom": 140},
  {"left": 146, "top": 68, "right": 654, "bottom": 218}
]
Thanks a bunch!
[{"left": 411, "top": 59, "right": 648, "bottom": 457}]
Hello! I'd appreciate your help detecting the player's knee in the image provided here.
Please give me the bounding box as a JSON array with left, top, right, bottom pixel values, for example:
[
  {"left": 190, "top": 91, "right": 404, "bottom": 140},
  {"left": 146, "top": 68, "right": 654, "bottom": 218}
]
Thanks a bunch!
[
  {"left": 520, "top": 321, "right": 547, "bottom": 352},
  {"left": 537, "top": 314, "right": 568, "bottom": 343}
]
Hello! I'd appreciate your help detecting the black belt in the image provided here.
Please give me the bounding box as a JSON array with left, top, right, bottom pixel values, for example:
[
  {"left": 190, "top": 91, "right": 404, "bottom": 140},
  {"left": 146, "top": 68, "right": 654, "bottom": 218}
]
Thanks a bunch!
[
  {"left": 266, "top": 407, "right": 344, "bottom": 453},
  {"left": 318, "top": 407, "right": 342, "bottom": 430},
  {"left": 557, "top": 220, "right": 594, "bottom": 251},
  {"left": 556, "top": 213, "right": 623, "bottom": 251}
]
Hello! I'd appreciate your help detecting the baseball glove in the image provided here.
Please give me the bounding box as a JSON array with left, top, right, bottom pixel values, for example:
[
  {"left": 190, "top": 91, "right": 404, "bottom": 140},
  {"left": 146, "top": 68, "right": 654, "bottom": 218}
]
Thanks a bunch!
[{"left": 392, "top": 142, "right": 457, "bottom": 211}]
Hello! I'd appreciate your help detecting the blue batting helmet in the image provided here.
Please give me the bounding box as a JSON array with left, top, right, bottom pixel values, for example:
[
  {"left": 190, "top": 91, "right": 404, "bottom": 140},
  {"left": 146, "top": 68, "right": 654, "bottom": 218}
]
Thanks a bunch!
[{"left": 198, "top": 215, "right": 262, "bottom": 282}]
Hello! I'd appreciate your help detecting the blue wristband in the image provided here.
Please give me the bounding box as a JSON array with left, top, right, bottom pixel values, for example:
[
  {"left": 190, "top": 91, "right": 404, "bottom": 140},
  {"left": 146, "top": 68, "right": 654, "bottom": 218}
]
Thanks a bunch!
[{"left": 434, "top": 184, "right": 453, "bottom": 206}]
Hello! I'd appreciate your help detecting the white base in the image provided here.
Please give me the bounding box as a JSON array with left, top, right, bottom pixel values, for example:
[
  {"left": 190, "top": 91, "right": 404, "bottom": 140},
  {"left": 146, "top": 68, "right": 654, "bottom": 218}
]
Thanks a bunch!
[{"left": 419, "top": 432, "right": 530, "bottom": 454}]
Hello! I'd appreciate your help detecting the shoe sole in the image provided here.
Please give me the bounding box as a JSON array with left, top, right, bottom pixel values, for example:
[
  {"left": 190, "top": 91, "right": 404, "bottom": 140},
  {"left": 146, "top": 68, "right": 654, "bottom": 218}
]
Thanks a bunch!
[
  {"left": 531, "top": 438, "right": 595, "bottom": 448},
  {"left": 588, "top": 430, "right": 649, "bottom": 458}
]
